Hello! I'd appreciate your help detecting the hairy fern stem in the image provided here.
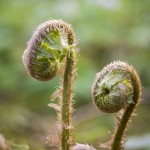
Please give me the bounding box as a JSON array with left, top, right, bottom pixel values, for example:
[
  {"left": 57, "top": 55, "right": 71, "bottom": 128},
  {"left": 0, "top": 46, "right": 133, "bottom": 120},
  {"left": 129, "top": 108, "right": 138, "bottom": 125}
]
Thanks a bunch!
[
  {"left": 111, "top": 65, "right": 141, "bottom": 150},
  {"left": 61, "top": 50, "right": 75, "bottom": 150}
]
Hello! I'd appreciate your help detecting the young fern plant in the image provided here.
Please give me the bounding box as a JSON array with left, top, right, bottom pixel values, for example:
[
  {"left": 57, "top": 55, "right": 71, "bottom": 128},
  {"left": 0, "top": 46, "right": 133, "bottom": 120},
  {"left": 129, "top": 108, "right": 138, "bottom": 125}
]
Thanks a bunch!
[
  {"left": 22, "top": 19, "right": 77, "bottom": 150},
  {"left": 92, "top": 61, "right": 141, "bottom": 150},
  {"left": 22, "top": 19, "right": 142, "bottom": 150}
]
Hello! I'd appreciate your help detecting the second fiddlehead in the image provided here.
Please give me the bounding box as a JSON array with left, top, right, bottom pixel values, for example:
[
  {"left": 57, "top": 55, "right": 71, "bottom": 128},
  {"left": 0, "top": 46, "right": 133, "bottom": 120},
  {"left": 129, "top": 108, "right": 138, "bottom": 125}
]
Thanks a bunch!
[
  {"left": 92, "top": 61, "right": 141, "bottom": 150},
  {"left": 22, "top": 20, "right": 77, "bottom": 150}
]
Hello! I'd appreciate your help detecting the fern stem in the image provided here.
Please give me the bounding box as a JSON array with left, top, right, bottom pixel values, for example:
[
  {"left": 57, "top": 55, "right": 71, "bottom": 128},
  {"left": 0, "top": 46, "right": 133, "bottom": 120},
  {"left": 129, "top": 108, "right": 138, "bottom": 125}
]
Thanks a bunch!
[
  {"left": 61, "top": 50, "right": 75, "bottom": 150},
  {"left": 111, "top": 67, "right": 141, "bottom": 150},
  {"left": 111, "top": 103, "right": 137, "bottom": 150}
]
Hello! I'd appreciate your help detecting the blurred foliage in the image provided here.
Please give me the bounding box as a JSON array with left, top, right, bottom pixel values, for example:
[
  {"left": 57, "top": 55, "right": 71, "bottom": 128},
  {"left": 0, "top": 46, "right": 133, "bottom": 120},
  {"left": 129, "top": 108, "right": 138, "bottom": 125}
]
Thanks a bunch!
[
  {"left": 8, "top": 142, "right": 29, "bottom": 150},
  {"left": 0, "top": 0, "right": 150, "bottom": 150}
]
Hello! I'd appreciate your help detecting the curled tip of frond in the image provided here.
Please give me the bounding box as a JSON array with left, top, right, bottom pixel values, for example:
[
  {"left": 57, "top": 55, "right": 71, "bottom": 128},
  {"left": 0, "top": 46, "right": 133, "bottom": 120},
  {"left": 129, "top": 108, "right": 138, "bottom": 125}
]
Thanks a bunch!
[
  {"left": 22, "top": 19, "right": 76, "bottom": 81},
  {"left": 71, "top": 143, "right": 96, "bottom": 150},
  {"left": 92, "top": 61, "right": 141, "bottom": 113}
]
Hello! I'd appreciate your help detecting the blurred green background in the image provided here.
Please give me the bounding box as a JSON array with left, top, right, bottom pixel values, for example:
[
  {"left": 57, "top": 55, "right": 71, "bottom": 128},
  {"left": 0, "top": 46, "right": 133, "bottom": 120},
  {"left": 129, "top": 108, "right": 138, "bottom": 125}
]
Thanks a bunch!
[{"left": 0, "top": 0, "right": 150, "bottom": 150}]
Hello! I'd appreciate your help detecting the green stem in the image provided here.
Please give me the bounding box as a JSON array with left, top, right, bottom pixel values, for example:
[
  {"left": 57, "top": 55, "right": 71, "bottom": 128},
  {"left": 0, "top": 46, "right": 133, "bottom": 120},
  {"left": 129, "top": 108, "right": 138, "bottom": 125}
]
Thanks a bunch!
[
  {"left": 61, "top": 50, "right": 75, "bottom": 150},
  {"left": 111, "top": 103, "right": 136, "bottom": 150},
  {"left": 111, "top": 72, "right": 140, "bottom": 150}
]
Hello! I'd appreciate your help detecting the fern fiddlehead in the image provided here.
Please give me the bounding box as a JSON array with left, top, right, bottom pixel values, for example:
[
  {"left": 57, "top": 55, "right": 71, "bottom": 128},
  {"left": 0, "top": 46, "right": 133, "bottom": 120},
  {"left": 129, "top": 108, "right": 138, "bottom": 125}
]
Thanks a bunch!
[
  {"left": 22, "top": 19, "right": 77, "bottom": 150},
  {"left": 92, "top": 61, "right": 141, "bottom": 150}
]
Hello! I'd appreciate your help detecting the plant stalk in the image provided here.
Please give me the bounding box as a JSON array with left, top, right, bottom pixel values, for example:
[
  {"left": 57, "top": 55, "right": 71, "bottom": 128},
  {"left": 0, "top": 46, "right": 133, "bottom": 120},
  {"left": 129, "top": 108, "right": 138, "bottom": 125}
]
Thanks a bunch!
[
  {"left": 111, "top": 103, "right": 136, "bottom": 150},
  {"left": 61, "top": 50, "right": 75, "bottom": 150},
  {"left": 111, "top": 73, "right": 140, "bottom": 150}
]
